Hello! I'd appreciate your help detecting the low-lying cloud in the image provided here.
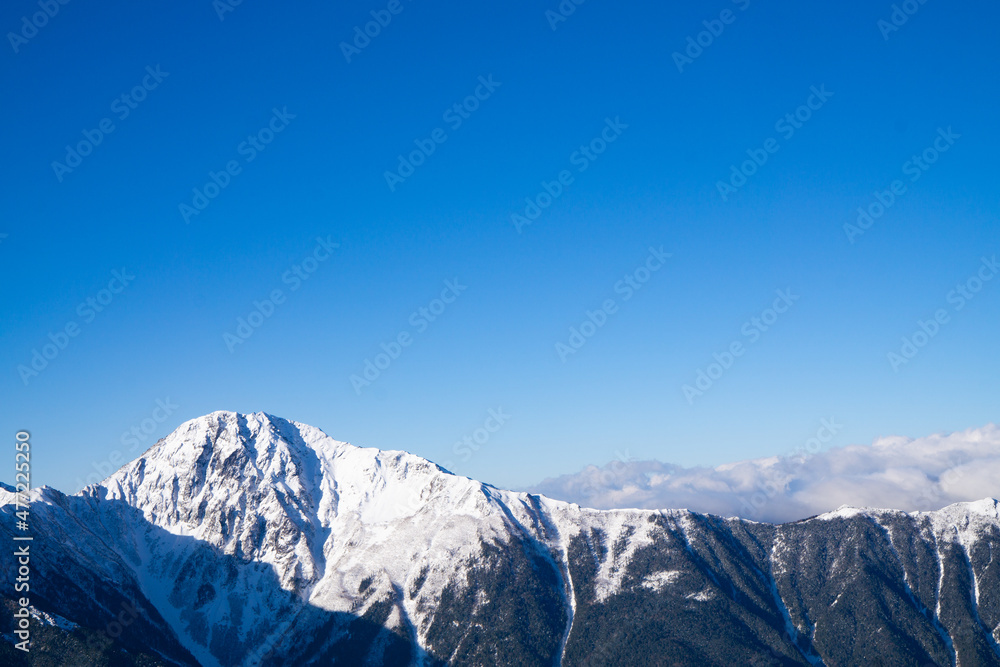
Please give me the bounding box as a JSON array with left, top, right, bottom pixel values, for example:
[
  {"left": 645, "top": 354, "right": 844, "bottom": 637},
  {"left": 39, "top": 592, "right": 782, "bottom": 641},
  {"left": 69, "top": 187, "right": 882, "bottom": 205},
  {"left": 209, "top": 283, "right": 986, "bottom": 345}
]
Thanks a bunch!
[{"left": 527, "top": 423, "right": 1000, "bottom": 524}]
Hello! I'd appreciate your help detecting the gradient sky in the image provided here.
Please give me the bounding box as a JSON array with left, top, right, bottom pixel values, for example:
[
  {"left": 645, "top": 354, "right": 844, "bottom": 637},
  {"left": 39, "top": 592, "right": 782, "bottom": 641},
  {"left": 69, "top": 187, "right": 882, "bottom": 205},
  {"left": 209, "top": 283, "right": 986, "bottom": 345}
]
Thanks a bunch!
[{"left": 1, "top": 0, "right": 997, "bottom": 495}]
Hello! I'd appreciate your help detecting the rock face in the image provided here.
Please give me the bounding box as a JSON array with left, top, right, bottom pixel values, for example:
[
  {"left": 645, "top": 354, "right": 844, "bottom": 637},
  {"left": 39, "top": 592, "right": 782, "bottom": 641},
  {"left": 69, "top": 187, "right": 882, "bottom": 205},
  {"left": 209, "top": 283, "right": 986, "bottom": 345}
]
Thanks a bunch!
[{"left": 2, "top": 411, "right": 999, "bottom": 666}]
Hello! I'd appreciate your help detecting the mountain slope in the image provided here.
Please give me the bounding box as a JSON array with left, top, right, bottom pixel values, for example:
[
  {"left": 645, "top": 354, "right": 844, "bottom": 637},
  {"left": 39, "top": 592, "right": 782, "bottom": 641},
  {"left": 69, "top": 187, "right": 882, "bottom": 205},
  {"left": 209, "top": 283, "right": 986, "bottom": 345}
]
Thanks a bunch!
[{"left": 2, "top": 411, "right": 999, "bottom": 665}]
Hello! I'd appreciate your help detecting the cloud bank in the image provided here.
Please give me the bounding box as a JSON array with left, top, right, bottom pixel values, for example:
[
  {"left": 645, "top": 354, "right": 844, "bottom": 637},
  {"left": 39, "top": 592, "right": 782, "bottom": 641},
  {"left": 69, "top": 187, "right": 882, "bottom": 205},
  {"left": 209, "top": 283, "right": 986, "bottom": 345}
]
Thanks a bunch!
[{"left": 527, "top": 423, "right": 1000, "bottom": 524}]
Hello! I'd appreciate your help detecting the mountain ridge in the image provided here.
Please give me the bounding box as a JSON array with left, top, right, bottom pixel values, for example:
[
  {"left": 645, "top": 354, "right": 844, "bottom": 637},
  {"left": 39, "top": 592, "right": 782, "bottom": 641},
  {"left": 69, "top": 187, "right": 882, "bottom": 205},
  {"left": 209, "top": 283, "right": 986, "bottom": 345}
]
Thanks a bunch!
[{"left": 3, "top": 410, "right": 999, "bottom": 666}]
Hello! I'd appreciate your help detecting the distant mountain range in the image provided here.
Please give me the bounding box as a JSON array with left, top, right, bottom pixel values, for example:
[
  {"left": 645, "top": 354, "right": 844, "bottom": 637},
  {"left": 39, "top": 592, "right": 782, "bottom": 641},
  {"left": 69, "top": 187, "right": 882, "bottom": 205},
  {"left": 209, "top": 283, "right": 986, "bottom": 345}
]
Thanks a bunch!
[{"left": 2, "top": 411, "right": 999, "bottom": 665}]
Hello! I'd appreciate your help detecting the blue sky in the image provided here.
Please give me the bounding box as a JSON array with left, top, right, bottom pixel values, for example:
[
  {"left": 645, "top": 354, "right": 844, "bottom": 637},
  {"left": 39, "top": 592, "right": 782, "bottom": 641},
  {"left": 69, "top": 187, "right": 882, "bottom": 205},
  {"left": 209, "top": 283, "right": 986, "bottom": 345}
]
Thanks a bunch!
[{"left": 1, "top": 0, "right": 997, "bottom": 495}]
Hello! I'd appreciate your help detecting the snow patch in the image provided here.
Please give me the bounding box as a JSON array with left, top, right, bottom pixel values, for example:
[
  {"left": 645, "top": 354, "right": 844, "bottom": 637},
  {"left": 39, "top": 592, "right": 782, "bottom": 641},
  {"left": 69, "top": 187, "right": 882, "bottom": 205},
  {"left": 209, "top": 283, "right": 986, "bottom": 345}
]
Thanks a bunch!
[
  {"left": 29, "top": 606, "right": 78, "bottom": 632},
  {"left": 685, "top": 589, "right": 714, "bottom": 602},
  {"left": 641, "top": 570, "right": 681, "bottom": 592}
]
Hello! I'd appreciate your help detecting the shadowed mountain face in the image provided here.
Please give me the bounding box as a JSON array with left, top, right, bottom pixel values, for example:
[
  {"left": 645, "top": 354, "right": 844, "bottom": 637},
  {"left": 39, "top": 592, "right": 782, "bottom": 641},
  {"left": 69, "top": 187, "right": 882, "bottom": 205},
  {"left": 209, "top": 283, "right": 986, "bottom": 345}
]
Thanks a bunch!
[{"left": 2, "top": 411, "right": 999, "bottom": 666}]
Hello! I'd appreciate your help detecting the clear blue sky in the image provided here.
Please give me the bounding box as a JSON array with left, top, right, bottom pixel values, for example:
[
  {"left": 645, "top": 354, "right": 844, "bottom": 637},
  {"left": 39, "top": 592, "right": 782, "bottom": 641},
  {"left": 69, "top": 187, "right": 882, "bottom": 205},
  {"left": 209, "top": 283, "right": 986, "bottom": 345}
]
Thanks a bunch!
[{"left": 2, "top": 0, "right": 997, "bottom": 494}]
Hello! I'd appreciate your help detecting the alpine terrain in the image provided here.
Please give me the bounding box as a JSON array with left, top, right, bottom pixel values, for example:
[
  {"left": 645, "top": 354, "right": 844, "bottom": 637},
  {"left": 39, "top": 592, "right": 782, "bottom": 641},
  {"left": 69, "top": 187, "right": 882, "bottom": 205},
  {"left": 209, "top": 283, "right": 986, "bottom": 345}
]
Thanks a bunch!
[{"left": 2, "top": 411, "right": 999, "bottom": 666}]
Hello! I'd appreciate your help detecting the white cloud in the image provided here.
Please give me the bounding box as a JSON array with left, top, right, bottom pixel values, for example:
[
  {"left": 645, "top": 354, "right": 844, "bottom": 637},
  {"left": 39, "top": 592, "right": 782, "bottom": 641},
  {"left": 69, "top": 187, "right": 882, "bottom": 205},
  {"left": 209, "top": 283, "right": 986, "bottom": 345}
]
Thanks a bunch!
[{"left": 526, "top": 423, "right": 1000, "bottom": 523}]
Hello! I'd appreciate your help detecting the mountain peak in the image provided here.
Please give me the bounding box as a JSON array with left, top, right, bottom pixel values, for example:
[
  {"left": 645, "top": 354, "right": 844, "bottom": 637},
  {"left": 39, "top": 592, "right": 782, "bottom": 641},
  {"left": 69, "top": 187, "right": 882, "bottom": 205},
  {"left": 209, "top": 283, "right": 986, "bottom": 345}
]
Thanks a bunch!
[
  {"left": 117, "top": 410, "right": 345, "bottom": 489},
  {"left": 90, "top": 411, "right": 345, "bottom": 586},
  {"left": 942, "top": 496, "right": 1000, "bottom": 516},
  {"left": 90, "top": 410, "right": 487, "bottom": 595}
]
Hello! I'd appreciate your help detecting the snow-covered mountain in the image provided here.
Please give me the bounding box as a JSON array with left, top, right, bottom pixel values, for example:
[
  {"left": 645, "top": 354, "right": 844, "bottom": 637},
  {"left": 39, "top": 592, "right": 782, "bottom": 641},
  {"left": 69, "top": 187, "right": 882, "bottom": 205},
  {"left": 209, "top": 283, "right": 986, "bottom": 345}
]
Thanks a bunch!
[{"left": 2, "top": 411, "right": 999, "bottom": 665}]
